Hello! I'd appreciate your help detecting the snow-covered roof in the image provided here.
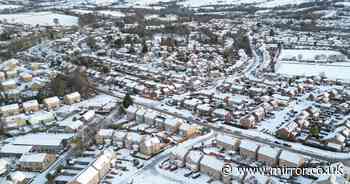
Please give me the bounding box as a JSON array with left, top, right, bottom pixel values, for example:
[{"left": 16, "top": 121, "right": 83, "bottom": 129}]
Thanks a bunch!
[
  {"left": 143, "top": 136, "right": 161, "bottom": 147},
  {"left": 0, "top": 144, "right": 33, "bottom": 155},
  {"left": 197, "top": 103, "right": 212, "bottom": 111},
  {"left": 98, "top": 129, "right": 114, "bottom": 137},
  {"left": 65, "top": 92, "right": 80, "bottom": 99},
  {"left": 127, "top": 105, "right": 138, "bottom": 113},
  {"left": 113, "top": 131, "right": 128, "bottom": 140},
  {"left": 58, "top": 117, "right": 83, "bottom": 130},
  {"left": 258, "top": 146, "right": 280, "bottom": 158},
  {"left": 43, "top": 96, "right": 60, "bottom": 104},
  {"left": 28, "top": 111, "right": 55, "bottom": 124},
  {"left": 22, "top": 100, "right": 39, "bottom": 109},
  {"left": 76, "top": 166, "right": 98, "bottom": 184},
  {"left": 1, "top": 79, "right": 16, "bottom": 86},
  {"left": 19, "top": 153, "right": 48, "bottom": 163},
  {"left": 0, "top": 103, "right": 19, "bottom": 112},
  {"left": 216, "top": 134, "right": 238, "bottom": 146},
  {"left": 126, "top": 132, "right": 143, "bottom": 143},
  {"left": 201, "top": 155, "right": 224, "bottom": 171},
  {"left": 279, "top": 151, "right": 303, "bottom": 164},
  {"left": 11, "top": 133, "right": 73, "bottom": 147},
  {"left": 11, "top": 171, "right": 26, "bottom": 182},
  {"left": 82, "top": 110, "right": 95, "bottom": 121},
  {"left": 0, "top": 159, "right": 8, "bottom": 175},
  {"left": 239, "top": 140, "right": 259, "bottom": 152}
]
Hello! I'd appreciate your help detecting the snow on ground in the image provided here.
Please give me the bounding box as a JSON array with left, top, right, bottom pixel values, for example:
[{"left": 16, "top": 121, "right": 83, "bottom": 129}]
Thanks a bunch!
[
  {"left": 98, "top": 10, "right": 125, "bottom": 17},
  {"left": 0, "top": 11, "right": 78, "bottom": 26},
  {"left": 177, "top": 0, "right": 313, "bottom": 8},
  {"left": 71, "top": 9, "right": 94, "bottom": 15},
  {"left": 145, "top": 14, "right": 178, "bottom": 21},
  {"left": 258, "top": 100, "right": 311, "bottom": 133},
  {"left": 126, "top": 0, "right": 173, "bottom": 6},
  {"left": 335, "top": 1, "right": 350, "bottom": 7},
  {"left": 276, "top": 62, "right": 350, "bottom": 81},
  {"left": 279, "top": 49, "right": 346, "bottom": 61},
  {"left": 0, "top": 4, "right": 22, "bottom": 10},
  {"left": 57, "top": 94, "right": 116, "bottom": 113},
  {"left": 256, "top": 0, "right": 310, "bottom": 8}
]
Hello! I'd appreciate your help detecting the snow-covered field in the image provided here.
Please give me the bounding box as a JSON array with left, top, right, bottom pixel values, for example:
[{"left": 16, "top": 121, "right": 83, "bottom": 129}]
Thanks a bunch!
[
  {"left": 275, "top": 49, "right": 350, "bottom": 80},
  {"left": 60, "top": 0, "right": 316, "bottom": 8},
  {"left": 279, "top": 49, "right": 345, "bottom": 61},
  {"left": 257, "top": 0, "right": 311, "bottom": 8},
  {"left": 0, "top": 4, "right": 22, "bottom": 10},
  {"left": 71, "top": 9, "right": 94, "bottom": 15},
  {"left": 276, "top": 62, "right": 350, "bottom": 81},
  {"left": 128, "top": 0, "right": 314, "bottom": 7},
  {"left": 98, "top": 10, "right": 125, "bottom": 17},
  {"left": 0, "top": 11, "right": 78, "bottom": 26}
]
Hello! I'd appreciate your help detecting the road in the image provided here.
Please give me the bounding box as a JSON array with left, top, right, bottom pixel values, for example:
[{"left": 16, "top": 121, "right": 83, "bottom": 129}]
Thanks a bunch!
[
  {"left": 30, "top": 104, "right": 121, "bottom": 184},
  {"left": 92, "top": 55, "right": 350, "bottom": 166},
  {"left": 78, "top": 30, "right": 350, "bottom": 164},
  {"left": 31, "top": 149, "right": 73, "bottom": 184},
  {"left": 115, "top": 131, "right": 215, "bottom": 184}
]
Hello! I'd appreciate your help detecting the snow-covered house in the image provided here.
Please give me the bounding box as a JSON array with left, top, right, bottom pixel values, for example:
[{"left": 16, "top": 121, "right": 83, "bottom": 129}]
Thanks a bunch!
[
  {"left": 95, "top": 129, "right": 114, "bottom": 145},
  {"left": 126, "top": 106, "right": 138, "bottom": 121},
  {"left": 240, "top": 115, "right": 256, "bottom": 129},
  {"left": 1, "top": 79, "right": 16, "bottom": 91},
  {"left": 144, "top": 110, "right": 158, "bottom": 126},
  {"left": 136, "top": 108, "right": 146, "bottom": 124},
  {"left": 0, "top": 103, "right": 20, "bottom": 117},
  {"left": 125, "top": 132, "right": 143, "bottom": 150},
  {"left": 43, "top": 96, "right": 60, "bottom": 110},
  {"left": 10, "top": 171, "right": 26, "bottom": 184},
  {"left": 0, "top": 72, "right": 5, "bottom": 81},
  {"left": 0, "top": 159, "right": 8, "bottom": 175},
  {"left": 239, "top": 140, "right": 260, "bottom": 160},
  {"left": 64, "top": 92, "right": 81, "bottom": 105},
  {"left": 200, "top": 155, "right": 225, "bottom": 180},
  {"left": 22, "top": 100, "right": 39, "bottom": 113},
  {"left": 112, "top": 131, "right": 128, "bottom": 147},
  {"left": 185, "top": 151, "right": 203, "bottom": 172},
  {"left": 278, "top": 151, "right": 304, "bottom": 168},
  {"left": 20, "top": 73, "right": 32, "bottom": 82},
  {"left": 81, "top": 110, "right": 95, "bottom": 122},
  {"left": 197, "top": 103, "right": 213, "bottom": 116},
  {"left": 73, "top": 166, "right": 99, "bottom": 184},
  {"left": 139, "top": 135, "right": 162, "bottom": 156},
  {"left": 0, "top": 144, "right": 33, "bottom": 158},
  {"left": 93, "top": 149, "right": 116, "bottom": 179},
  {"left": 18, "top": 153, "right": 56, "bottom": 172},
  {"left": 215, "top": 134, "right": 240, "bottom": 151},
  {"left": 257, "top": 146, "right": 280, "bottom": 166},
  {"left": 169, "top": 147, "right": 188, "bottom": 167}
]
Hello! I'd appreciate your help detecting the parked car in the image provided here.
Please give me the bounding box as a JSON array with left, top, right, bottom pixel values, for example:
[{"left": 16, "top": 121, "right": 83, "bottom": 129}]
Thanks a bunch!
[
  {"left": 184, "top": 171, "right": 193, "bottom": 177},
  {"left": 192, "top": 173, "right": 201, "bottom": 179},
  {"left": 169, "top": 165, "right": 177, "bottom": 171}
]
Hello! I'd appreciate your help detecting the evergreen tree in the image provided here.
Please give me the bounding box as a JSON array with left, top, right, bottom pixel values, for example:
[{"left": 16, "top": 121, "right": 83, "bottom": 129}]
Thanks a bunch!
[
  {"left": 142, "top": 40, "right": 148, "bottom": 54},
  {"left": 122, "top": 93, "right": 133, "bottom": 108}
]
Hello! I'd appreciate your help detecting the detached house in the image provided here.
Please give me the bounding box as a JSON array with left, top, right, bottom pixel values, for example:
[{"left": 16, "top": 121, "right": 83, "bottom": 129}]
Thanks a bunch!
[
  {"left": 240, "top": 115, "right": 256, "bottom": 129},
  {"left": 257, "top": 146, "right": 281, "bottom": 166},
  {"left": 43, "top": 96, "right": 60, "bottom": 110},
  {"left": 0, "top": 104, "right": 20, "bottom": 117},
  {"left": 239, "top": 140, "right": 260, "bottom": 160},
  {"left": 18, "top": 153, "right": 56, "bottom": 172},
  {"left": 140, "top": 135, "right": 162, "bottom": 156},
  {"left": 0, "top": 72, "right": 5, "bottom": 81},
  {"left": 278, "top": 151, "right": 304, "bottom": 168},
  {"left": 22, "top": 100, "right": 39, "bottom": 113},
  {"left": 64, "top": 92, "right": 81, "bottom": 105},
  {"left": 1, "top": 79, "right": 16, "bottom": 91}
]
